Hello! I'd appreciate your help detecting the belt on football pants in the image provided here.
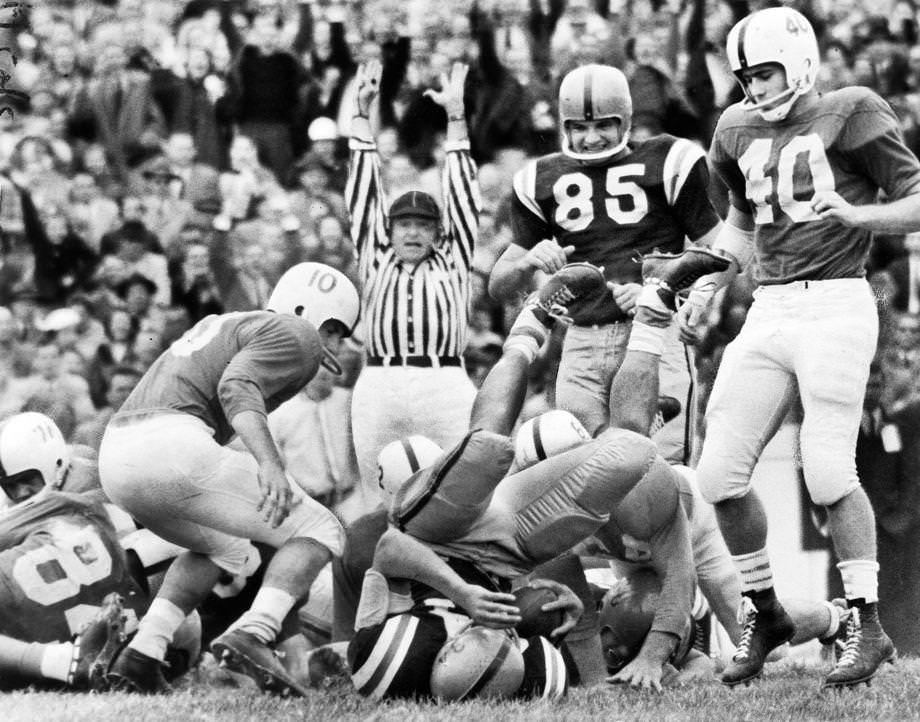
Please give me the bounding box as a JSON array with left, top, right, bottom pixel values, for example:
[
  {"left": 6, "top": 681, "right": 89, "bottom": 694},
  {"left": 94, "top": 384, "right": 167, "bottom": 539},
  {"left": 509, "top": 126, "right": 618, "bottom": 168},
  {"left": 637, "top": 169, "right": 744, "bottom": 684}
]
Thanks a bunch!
[{"left": 366, "top": 355, "right": 462, "bottom": 368}]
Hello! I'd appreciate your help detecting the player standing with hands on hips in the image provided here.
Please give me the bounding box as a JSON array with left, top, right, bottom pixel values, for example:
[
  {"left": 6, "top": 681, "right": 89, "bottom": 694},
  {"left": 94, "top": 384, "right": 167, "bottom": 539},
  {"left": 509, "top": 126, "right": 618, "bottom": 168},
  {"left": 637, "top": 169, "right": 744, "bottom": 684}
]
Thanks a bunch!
[{"left": 679, "top": 6, "right": 920, "bottom": 689}]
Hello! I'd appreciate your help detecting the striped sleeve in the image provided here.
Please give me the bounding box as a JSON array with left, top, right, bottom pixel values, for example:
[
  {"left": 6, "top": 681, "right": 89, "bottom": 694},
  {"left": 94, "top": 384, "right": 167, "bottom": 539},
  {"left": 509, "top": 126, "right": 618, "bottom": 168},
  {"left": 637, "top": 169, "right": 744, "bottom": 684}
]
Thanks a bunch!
[
  {"left": 441, "top": 139, "right": 481, "bottom": 276},
  {"left": 346, "top": 137, "right": 390, "bottom": 282}
]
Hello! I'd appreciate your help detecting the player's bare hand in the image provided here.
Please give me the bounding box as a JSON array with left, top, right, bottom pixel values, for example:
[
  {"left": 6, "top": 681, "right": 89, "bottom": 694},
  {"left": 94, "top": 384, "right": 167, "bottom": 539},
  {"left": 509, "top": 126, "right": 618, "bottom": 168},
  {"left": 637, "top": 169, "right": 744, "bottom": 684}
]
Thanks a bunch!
[
  {"left": 607, "top": 654, "right": 665, "bottom": 692},
  {"left": 811, "top": 190, "right": 864, "bottom": 227},
  {"left": 423, "top": 62, "right": 468, "bottom": 118},
  {"left": 529, "top": 578, "right": 583, "bottom": 639},
  {"left": 458, "top": 583, "right": 521, "bottom": 629},
  {"left": 522, "top": 240, "right": 574, "bottom": 274},
  {"left": 607, "top": 282, "right": 641, "bottom": 315},
  {"left": 256, "top": 461, "right": 294, "bottom": 528},
  {"left": 676, "top": 287, "right": 713, "bottom": 345},
  {"left": 355, "top": 60, "right": 382, "bottom": 115}
]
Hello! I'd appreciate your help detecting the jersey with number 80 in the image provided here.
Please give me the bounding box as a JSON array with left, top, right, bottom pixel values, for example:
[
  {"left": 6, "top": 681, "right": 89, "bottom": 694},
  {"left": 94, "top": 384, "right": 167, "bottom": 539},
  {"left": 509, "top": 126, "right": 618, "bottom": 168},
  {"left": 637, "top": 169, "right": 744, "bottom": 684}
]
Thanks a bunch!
[
  {"left": 711, "top": 86, "right": 920, "bottom": 285},
  {"left": 118, "top": 311, "right": 323, "bottom": 445},
  {"left": 0, "top": 491, "right": 147, "bottom": 642},
  {"left": 510, "top": 134, "right": 721, "bottom": 325}
]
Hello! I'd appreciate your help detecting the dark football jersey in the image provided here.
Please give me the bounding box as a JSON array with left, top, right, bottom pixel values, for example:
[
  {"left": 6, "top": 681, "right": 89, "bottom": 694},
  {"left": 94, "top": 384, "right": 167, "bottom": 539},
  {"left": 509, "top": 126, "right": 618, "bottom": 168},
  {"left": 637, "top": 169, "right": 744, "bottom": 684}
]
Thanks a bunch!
[
  {"left": 0, "top": 491, "right": 147, "bottom": 642},
  {"left": 118, "top": 311, "right": 323, "bottom": 445},
  {"left": 710, "top": 87, "right": 920, "bottom": 284},
  {"left": 511, "top": 135, "right": 720, "bottom": 324}
]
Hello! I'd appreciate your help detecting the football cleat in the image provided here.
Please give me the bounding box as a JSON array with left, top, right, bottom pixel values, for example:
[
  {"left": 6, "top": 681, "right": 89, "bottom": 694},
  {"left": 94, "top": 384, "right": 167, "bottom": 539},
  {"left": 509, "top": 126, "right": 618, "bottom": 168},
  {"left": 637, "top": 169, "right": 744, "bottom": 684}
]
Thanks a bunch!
[
  {"left": 649, "top": 396, "right": 682, "bottom": 436},
  {"left": 106, "top": 646, "right": 172, "bottom": 694},
  {"left": 641, "top": 248, "right": 731, "bottom": 310},
  {"left": 721, "top": 596, "right": 795, "bottom": 687},
  {"left": 211, "top": 628, "right": 310, "bottom": 697},
  {"left": 69, "top": 592, "right": 127, "bottom": 690},
  {"left": 823, "top": 606, "right": 895, "bottom": 689},
  {"left": 534, "top": 263, "right": 609, "bottom": 325}
]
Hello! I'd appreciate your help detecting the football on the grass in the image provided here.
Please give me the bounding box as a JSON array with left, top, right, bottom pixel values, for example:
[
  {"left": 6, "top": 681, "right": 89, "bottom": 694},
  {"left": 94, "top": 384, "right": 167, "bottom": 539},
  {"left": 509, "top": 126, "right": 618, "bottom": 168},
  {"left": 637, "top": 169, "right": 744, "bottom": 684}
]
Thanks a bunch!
[{"left": 513, "top": 585, "right": 564, "bottom": 638}]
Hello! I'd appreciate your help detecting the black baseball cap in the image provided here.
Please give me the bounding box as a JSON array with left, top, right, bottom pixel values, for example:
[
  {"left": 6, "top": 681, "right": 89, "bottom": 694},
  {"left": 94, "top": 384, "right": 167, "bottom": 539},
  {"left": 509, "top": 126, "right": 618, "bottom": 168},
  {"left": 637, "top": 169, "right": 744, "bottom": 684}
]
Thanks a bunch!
[{"left": 388, "top": 191, "right": 440, "bottom": 222}]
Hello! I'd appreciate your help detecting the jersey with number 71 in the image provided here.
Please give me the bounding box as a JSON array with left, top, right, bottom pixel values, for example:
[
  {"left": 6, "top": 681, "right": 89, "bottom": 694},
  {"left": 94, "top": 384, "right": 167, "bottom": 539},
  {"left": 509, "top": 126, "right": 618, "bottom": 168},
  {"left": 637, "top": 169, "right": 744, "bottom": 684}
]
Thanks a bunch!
[
  {"left": 710, "top": 86, "right": 920, "bottom": 285},
  {"left": 510, "top": 134, "right": 721, "bottom": 326}
]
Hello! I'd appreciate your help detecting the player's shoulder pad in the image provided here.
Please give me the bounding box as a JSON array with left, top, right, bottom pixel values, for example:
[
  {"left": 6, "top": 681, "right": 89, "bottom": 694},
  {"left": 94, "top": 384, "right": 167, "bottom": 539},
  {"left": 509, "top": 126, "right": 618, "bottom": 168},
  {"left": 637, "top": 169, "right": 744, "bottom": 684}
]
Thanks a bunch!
[
  {"left": 825, "top": 86, "right": 901, "bottom": 151},
  {"left": 259, "top": 310, "right": 323, "bottom": 347},
  {"left": 656, "top": 135, "right": 707, "bottom": 206}
]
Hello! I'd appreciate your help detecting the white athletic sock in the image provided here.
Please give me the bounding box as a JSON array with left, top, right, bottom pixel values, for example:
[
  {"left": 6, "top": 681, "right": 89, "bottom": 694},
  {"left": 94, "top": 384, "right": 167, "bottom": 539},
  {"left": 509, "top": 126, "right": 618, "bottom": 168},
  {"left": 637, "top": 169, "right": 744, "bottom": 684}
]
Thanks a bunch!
[
  {"left": 40, "top": 641, "right": 74, "bottom": 683},
  {"left": 129, "top": 598, "right": 187, "bottom": 661},
  {"left": 837, "top": 559, "right": 880, "bottom": 604},
  {"left": 627, "top": 322, "right": 668, "bottom": 356},
  {"left": 234, "top": 587, "right": 297, "bottom": 644},
  {"left": 732, "top": 548, "right": 774, "bottom": 595},
  {"left": 819, "top": 600, "right": 843, "bottom": 639}
]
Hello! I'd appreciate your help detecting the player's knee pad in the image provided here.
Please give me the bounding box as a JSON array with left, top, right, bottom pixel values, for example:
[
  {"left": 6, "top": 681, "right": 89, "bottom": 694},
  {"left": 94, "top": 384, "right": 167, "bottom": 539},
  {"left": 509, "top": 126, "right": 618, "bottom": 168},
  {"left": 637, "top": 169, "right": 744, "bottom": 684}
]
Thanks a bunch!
[
  {"left": 390, "top": 429, "right": 514, "bottom": 543},
  {"left": 517, "top": 636, "right": 569, "bottom": 701},
  {"left": 348, "top": 611, "right": 448, "bottom": 700},
  {"left": 288, "top": 498, "right": 346, "bottom": 557},
  {"left": 695, "top": 452, "right": 751, "bottom": 504},
  {"left": 800, "top": 447, "right": 860, "bottom": 506},
  {"left": 615, "top": 456, "right": 680, "bottom": 541}
]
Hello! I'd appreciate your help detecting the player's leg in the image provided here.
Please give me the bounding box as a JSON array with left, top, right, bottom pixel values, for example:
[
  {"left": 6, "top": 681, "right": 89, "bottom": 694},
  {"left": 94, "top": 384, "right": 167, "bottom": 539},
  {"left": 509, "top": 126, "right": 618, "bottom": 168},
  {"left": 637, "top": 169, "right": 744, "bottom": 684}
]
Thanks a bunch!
[
  {"left": 695, "top": 298, "right": 799, "bottom": 686},
  {"left": 556, "top": 323, "right": 625, "bottom": 437},
  {"left": 470, "top": 301, "right": 555, "bottom": 435},
  {"left": 793, "top": 278, "right": 893, "bottom": 687}
]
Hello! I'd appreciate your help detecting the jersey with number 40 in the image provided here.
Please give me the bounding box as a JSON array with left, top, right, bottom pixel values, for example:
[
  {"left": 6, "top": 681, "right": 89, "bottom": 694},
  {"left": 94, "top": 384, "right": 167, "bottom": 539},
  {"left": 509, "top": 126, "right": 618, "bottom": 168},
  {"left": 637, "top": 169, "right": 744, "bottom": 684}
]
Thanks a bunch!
[
  {"left": 710, "top": 87, "right": 920, "bottom": 284},
  {"left": 510, "top": 135, "right": 721, "bottom": 325},
  {"left": 118, "top": 311, "right": 323, "bottom": 445},
  {"left": 0, "top": 491, "right": 147, "bottom": 642}
]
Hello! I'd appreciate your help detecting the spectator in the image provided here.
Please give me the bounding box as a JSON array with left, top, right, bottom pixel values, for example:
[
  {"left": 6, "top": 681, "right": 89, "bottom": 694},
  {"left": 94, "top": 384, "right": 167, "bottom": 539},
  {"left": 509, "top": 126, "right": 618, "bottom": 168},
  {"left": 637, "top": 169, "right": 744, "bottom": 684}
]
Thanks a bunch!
[
  {"left": 3, "top": 341, "right": 95, "bottom": 425},
  {"left": 160, "top": 132, "right": 223, "bottom": 221},
  {"left": 218, "top": 134, "right": 282, "bottom": 222},
  {"left": 347, "top": 60, "right": 480, "bottom": 511},
  {"left": 86, "top": 307, "right": 140, "bottom": 408},
  {"left": 172, "top": 47, "right": 229, "bottom": 171},
  {"left": 117, "top": 272, "right": 162, "bottom": 331},
  {"left": 66, "top": 172, "right": 122, "bottom": 254},
  {"left": 108, "top": 220, "right": 171, "bottom": 308},
  {"left": 170, "top": 240, "right": 224, "bottom": 323},
  {"left": 73, "top": 363, "right": 143, "bottom": 450}
]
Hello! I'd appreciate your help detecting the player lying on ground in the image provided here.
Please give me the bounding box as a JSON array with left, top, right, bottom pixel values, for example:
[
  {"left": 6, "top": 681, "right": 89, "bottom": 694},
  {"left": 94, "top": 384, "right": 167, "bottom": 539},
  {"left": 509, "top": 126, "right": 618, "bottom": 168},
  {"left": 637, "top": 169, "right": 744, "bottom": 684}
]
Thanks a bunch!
[{"left": 0, "top": 412, "right": 200, "bottom": 690}]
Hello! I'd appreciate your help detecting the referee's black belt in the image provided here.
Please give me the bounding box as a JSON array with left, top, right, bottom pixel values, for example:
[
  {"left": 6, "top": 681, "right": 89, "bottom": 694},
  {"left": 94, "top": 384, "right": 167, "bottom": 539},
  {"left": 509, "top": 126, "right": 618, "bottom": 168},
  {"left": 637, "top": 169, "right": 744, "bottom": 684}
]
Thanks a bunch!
[{"left": 366, "top": 355, "right": 462, "bottom": 368}]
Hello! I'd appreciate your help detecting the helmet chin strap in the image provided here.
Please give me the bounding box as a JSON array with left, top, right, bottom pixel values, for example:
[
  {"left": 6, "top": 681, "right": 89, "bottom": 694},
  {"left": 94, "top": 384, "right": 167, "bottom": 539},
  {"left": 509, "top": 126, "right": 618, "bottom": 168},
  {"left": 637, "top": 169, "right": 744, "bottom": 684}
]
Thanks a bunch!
[
  {"left": 740, "top": 82, "right": 798, "bottom": 122},
  {"left": 320, "top": 346, "right": 343, "bottom": 375}
]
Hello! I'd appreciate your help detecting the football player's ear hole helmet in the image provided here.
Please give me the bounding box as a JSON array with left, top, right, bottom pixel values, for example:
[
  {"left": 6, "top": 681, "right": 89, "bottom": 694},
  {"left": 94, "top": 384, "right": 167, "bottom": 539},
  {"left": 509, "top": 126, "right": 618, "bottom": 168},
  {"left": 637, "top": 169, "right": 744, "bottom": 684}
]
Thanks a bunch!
[
  {"left": 376, "top": 435, "right": 444, "bottom": 505},
  {"left": 726, "top": 7, "right": 819, "bottom": 122},
  {"left": 267, "top": 262, "right": 360, "bottom": 337},
  {"left": 558, "top": 64, "right": 632, "bottom": 162},
  {"left": 0, "top": 412, "right": 69, "bottom": 510}
]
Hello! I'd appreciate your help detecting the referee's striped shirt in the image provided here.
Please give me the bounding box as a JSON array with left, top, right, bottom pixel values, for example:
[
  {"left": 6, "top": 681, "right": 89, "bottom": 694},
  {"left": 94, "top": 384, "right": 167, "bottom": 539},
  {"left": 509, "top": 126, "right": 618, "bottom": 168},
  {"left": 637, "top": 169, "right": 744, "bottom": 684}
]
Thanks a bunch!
[{"left": 346, "top": 135, "right": 481, "bottom": 360}]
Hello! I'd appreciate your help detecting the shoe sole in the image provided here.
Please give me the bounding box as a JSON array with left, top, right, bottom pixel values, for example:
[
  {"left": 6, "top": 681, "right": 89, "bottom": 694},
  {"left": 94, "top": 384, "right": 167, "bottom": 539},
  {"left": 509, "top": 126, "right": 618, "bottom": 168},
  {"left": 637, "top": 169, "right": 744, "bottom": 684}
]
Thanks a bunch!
[
  {"left": 822, "top": 653, "right": 896, "bottom": 689},
  {"left": 211, "top": 639, "right": 309, "bottom": 698}
]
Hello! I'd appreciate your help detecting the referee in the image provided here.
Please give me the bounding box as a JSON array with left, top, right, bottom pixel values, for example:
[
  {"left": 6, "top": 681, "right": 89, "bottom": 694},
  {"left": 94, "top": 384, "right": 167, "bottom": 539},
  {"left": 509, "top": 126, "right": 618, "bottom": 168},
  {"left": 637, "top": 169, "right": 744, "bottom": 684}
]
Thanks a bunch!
[{"left": 347, "top": 60, "right": 481, "bottom": 511}]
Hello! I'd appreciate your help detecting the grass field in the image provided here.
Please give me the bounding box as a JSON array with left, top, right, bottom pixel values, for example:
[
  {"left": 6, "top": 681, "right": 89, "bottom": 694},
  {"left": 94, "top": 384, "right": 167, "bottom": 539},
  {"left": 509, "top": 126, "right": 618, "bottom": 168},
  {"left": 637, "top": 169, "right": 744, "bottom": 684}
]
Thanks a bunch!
[{"left": 6, "top": 656, "right": 920, "bottom": 722}]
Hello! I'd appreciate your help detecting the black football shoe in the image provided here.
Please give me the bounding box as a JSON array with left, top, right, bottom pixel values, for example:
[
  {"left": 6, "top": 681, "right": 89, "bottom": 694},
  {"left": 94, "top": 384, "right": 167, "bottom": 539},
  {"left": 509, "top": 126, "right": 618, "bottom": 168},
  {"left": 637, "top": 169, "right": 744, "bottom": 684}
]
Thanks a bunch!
[
  {"left": 106, "top": 646, "right": 172, "bottom": 694},
  {"left": 641, "top": 248, "right": 731, "bottom": 310},
  {"left": 534, "top": 262, "right": 609, "bottom": 324},
  {"left": 69, "top": 592, "right": 127, "bottom": 690},
  {"left": 823, "top": 604, "right": 895, "bottom": 689},
  {"left": 211, "top": 628, "right": 310, "bottom": 697},
  {"left": 721, "top": 596, "right": 795, "bottom": 687}
]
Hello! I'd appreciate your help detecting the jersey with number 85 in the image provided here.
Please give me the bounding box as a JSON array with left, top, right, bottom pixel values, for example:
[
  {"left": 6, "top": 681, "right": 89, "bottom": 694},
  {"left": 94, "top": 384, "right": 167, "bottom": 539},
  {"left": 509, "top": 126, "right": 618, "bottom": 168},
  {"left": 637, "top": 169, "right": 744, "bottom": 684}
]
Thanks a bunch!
[
  {"left": 711, "top": 86, "right": 920, "bottom": 285},
  {"left": 510, "top": 134, "right": 720, "bottom": 324},
  {"left": 0, "top": 491, "right": 147, "bottom": 642},
  {"left": 118, "top": 311, "right": 323, "bottom": 445}
]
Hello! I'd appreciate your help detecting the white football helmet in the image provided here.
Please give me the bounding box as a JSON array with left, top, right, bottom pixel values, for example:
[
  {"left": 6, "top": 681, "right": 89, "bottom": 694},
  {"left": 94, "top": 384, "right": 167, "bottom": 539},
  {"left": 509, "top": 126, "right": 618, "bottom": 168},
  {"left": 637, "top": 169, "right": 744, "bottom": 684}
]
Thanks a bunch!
[
  {"left": 558, "top": 64, "right": 632, "bottom": 161},
  {"left": 267, "top": 262, "right": 360, "bottom": 374},
  {"left": 430, "top": 627, "right": 525, "bottom": 701},
  {"left": 0, "top": 412, "right": 70, "bottom": 510},
  {"left": 726, "top": 7, "right": 819, "bottom": 122},
  {"left": 513, "top": 410, "right": 591, "bottom": 471},
  {"left": 267, "top": 262, "right": 359, "bottom": 335},
  {"left": 377, "top": 435, "right": 443, "bottom": 506}
]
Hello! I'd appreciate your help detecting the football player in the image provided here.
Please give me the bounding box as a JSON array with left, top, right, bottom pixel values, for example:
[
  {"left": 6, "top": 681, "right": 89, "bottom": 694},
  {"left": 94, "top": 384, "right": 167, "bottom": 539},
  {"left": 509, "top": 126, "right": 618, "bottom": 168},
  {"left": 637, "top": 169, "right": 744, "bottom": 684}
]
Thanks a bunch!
[
  {"left": 678, "top": 6, "right": 920, "bottom": 688},
  {"left": 489, "top": 63, "right": 724, "bottom": 463},
  {"left": 99, "top": 262, "right": 359, "bottom": 695},
  {"left": 0, "top": 412, "right": 198, "bottom": 690},
  {"left": 348, "top": 249, "right": 730, "bottom": 698}
]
